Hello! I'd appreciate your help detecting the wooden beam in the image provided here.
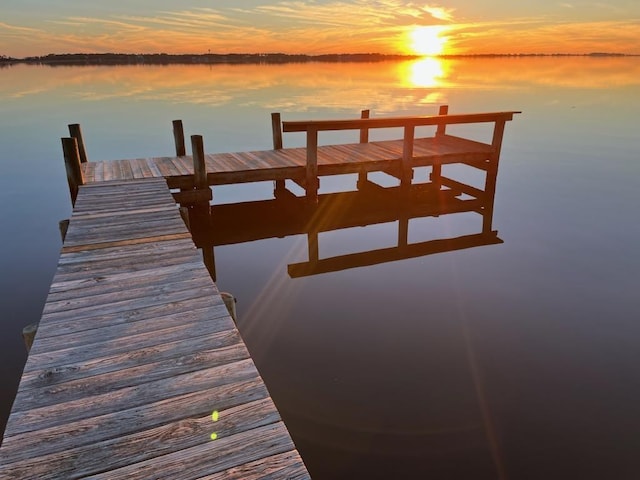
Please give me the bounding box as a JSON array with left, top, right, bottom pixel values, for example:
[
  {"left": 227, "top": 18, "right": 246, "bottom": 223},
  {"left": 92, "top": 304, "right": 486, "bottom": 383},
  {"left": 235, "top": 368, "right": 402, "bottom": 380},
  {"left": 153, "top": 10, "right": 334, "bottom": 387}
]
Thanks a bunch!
[
  {"left": 282, "top": 111, "right": 520, "bottom": 133},
  {"left": 288, "top": 232, "right": 502, "bottom": 278},
  {"left": 439, "top": 176, "right": 486, "bottom": 200},
  {"left": 172, "top": 189, "right": 212, "bottom": 204}
]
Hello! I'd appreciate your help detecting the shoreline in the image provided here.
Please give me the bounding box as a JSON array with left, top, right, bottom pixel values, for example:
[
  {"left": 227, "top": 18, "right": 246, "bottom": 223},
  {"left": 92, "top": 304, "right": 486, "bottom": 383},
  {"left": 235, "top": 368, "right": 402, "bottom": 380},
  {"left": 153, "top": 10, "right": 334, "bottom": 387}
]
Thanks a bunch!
[{"left": 1, "top": 51, "right": 636, "bottom": 67}]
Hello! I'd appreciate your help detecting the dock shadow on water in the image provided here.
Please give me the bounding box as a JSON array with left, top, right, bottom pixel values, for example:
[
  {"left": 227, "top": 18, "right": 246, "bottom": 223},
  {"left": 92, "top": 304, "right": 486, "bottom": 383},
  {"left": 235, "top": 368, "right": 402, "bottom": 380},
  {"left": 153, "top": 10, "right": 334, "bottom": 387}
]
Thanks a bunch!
[{"left": 186, "top": 170, "right": 507, "bottom": 479}]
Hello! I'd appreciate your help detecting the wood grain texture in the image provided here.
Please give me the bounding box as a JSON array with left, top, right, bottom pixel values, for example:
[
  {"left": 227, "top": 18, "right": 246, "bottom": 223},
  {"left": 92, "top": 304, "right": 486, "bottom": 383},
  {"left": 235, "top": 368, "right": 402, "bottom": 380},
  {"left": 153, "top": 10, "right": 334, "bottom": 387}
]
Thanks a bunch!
[{"left": 0, "top": 178, "right": 308, "bottom": 479}]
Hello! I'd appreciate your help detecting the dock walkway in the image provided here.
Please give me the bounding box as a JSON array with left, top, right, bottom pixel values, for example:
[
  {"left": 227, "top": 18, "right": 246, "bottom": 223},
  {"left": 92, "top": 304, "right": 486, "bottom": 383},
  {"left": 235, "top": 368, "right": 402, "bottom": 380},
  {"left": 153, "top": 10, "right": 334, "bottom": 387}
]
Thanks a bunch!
[
  {"left": 0, "top": 178, "right": 309, "bottom": 479},
  {"left": 80, "top": 134, "right": 492, "bottom": 187}
]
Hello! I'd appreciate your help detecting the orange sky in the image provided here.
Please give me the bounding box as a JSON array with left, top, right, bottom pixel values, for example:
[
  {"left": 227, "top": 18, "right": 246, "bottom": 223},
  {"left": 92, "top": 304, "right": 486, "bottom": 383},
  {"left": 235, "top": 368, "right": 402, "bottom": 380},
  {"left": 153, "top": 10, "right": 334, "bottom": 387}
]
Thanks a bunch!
[{"left": 1, "top": 1, "right": 639, "bottom": 57}]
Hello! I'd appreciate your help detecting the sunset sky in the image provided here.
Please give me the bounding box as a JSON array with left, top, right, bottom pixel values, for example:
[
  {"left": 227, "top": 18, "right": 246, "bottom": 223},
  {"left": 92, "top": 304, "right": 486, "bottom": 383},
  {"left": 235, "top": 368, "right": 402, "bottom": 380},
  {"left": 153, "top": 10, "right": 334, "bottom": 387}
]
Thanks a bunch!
[{"left": 2, "top": 1, "right": 639, "bottom": 58}]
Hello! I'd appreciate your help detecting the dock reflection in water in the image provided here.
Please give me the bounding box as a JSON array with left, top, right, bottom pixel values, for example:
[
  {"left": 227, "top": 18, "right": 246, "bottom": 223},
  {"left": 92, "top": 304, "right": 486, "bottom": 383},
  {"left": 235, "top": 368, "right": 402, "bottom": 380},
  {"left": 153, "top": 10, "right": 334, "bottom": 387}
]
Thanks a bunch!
[{"left": 189, "top": 173, "right": 503, "bottom": 281}]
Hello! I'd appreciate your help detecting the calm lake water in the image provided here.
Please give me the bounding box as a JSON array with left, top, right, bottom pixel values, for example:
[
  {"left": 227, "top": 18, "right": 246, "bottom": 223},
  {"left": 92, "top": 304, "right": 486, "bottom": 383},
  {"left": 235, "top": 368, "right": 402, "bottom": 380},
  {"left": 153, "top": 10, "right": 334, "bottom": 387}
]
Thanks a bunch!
[{"left": 1, "top": 57, "right": 639, "bottom": 479}]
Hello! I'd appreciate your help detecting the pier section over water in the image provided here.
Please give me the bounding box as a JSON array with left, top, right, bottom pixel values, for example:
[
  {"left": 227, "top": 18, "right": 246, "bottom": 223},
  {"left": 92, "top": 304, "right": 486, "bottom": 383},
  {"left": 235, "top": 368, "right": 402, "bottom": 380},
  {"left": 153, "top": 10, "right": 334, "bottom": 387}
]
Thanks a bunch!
[{"left": 0, "top": 178, "right": 309, "bottom": 479}]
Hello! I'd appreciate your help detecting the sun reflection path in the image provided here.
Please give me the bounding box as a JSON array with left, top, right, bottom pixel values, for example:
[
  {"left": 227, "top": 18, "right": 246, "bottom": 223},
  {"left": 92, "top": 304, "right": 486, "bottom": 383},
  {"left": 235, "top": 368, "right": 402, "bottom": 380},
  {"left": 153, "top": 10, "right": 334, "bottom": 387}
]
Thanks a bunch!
[{"left": 408, "top": 58, "right": 447, "bottom": 88}]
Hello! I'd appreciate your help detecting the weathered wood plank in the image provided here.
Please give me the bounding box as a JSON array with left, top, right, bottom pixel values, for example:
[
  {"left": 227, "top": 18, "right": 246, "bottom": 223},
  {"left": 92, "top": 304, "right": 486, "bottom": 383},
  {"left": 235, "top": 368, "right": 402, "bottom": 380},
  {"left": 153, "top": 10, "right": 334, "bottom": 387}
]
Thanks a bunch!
[
  {"left": 2, "top": 397, "right": 283, "bottom": 479},
  {"left": 202, "top": 450, "right": 310, "bottom": 480},
  {"left": 1, "top": 381, "right": 274, "bottom": 474},
  {"left": 88, "top": 422, "right": 297, "bottom": 480},
  {"left": 9, "top": 358, "right": 261, "bottom": 435},
  {"left": 14, "top": 342, "right": 251, "bottom": 413},
  {"left": 19, "top": 328, "right": 241, "bottom": 389},
  {"left": 35, "top": 301, "right": 230, "bottom": 352}
]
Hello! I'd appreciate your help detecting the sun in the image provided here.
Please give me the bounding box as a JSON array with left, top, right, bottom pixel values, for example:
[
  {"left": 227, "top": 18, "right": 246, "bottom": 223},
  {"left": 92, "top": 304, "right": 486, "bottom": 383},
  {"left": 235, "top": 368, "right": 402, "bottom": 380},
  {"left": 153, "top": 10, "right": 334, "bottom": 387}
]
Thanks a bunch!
[{"left": 410, "top": 26, "right": 447, "bottom": 56}]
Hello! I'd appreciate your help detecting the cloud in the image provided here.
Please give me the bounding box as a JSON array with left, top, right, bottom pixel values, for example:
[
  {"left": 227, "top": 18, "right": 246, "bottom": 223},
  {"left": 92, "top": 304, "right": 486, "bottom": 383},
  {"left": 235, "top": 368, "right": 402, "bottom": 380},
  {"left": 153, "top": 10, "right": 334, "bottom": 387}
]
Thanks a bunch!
[
  {"left": 2, "top": 2, "right": 639, "bottom": 57},
  {"left": 0, "top": 21, "right": 42, "bottom": 34},
  {"left": 422, "top": 6, "right": 455, "bottom": 22}
]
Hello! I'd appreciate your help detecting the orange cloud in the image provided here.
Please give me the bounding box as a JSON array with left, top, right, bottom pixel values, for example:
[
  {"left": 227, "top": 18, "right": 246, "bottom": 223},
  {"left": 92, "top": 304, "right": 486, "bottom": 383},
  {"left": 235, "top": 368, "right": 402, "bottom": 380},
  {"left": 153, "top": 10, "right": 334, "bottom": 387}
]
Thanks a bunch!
[{"left": 1, "top": 2, "right": 639, "bottom": 57}]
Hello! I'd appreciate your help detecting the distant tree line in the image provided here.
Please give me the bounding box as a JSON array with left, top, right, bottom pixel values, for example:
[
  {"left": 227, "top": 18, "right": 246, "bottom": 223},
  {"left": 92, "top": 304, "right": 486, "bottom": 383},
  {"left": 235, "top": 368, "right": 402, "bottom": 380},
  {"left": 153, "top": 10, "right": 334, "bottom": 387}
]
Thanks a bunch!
[
  {"left": 3, "top": 52, "right": 418, "bottom": 66},
  {"left": 0, "top": 51, "right": 634, "bottom": 67}
]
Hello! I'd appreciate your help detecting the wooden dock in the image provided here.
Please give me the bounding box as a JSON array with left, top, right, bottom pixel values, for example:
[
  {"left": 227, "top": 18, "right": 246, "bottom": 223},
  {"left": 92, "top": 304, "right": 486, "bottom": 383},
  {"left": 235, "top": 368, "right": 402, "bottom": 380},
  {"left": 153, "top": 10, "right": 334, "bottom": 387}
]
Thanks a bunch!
[
  {"left": 0, "top": 178, "right": 309, "bottom": 479},
  {"left": 74, "top": 108, "right": 519, "bottom": 206},
  {"left": 1, "top": 105, "right": 518, "bottom": 478}
]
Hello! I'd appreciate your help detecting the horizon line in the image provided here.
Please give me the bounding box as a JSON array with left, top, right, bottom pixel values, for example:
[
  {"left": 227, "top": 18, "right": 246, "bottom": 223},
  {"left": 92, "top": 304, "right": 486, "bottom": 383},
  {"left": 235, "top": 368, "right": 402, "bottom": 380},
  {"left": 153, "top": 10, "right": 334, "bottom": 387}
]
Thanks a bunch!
[{"left": 2, "top": 51, "right": 638, "bottom": 62}]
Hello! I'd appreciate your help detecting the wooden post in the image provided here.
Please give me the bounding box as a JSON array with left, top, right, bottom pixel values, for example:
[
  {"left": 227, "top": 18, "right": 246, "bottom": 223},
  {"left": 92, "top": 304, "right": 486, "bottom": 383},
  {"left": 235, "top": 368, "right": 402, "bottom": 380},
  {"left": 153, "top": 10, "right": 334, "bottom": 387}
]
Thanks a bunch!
[
  {"left": 436, "top": 104, "right": 449, "bottom": 136},
  {"left": 220, "top": 292, "right": 237, "bottom": 323},
  {"left": 308, "top": 231, "right": 319, "bottom": 264},
  {"left": 68, "top": 124, "right": 88, "bottom": 163},
  {"left": 179, "top": 206, "right": 191, "bottom": 230},
  {"left": 398, "top": 216, "right": 409, "bottom": 248},
  {"left": 202, "top": 246, "right": 216, "bottom": 282},
  {"left": 271, "top": 113, "right": 283, "bottom": 150},
  {"left": 358, "top": 109, "right": 370, "bottom": 187},
  {"left": 401, "top": 125, "right": 415, "bottom": 187},
  {"left": 61, "top": 137, "right": 84, "bottom": 206},
  {"left": 173, "top": 120, "right": 186, "bottom": 156},
  {"left": 482, "top": 119, "right": 507, "bottom": 233},
  {"left": 191, "top": 135, "right": 207, "bottom": 190},
  {"left": 359, "top": 109, "right": 370, "bottom": 143},
  {"left": 22, "top": 323, "right": 38, "bottom": 352},
  {"left": 306, "top": 127, "right": 319, "bottom": 203},
  {"left": 431, "top": 105, "right": 448, "bottom": 188},
  {"left": 59, "top": 219, "right": 70, "bottom": 242}
]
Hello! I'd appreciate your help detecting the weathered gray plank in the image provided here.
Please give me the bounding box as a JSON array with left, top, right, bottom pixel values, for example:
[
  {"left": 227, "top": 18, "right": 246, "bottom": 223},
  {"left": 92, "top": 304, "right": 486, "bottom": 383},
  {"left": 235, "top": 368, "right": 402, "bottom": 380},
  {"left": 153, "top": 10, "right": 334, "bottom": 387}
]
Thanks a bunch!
[
  {"left": 89, "top": 422, "right": 297, "bottom": 480},
  {"left": 201, "top": 451, "right": 310, "bottom": 480},
  {"left": 8, "top": 358, "right": 261, "bottom": 435},
  {"left": 1, "top": 379, "right": 272, "bottom": 470}
]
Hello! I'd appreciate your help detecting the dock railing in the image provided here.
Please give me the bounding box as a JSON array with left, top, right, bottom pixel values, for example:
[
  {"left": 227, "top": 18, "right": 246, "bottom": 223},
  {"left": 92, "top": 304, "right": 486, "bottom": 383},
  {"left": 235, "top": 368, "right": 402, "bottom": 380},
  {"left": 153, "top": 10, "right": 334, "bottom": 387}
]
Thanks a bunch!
[{"left": 273, "top": 106, "right": 520, "bottom": 201}]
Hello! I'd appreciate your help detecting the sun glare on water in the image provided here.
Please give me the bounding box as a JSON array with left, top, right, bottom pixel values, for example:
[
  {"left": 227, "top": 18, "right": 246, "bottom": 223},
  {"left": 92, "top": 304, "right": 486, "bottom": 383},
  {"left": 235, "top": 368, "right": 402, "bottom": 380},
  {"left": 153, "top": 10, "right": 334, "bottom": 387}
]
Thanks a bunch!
[{"left": 409, "top": 26, "right": 447, "bottom": 56}]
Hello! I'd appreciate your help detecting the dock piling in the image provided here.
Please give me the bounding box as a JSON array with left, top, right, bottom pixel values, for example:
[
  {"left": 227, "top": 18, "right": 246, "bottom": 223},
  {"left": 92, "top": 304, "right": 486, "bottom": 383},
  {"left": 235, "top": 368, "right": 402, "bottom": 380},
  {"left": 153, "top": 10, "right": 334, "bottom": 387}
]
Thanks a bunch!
[
  {"left": 358, "top": 109, "right": 370, "bottom": 187},
  {"left": 68, "top": 124, "right": 88, "bottom": 163},
  {"left": 173, "top": 120, "right": 186, "bottom": 156},
  {"left": 61, "top": 136, "right": 84, "bottom": 205},
  {"left": 191, "top": 134, "right": 207, "bottom": 191},
  {"left": 305, "top": 127, "right": 319, "bottom": 203},
  {"left": 22, "top": 323, "right": 38, "bottom": 352},
  {"left": 271, "top": 112, "right": 283, "bottom": 150},
  {"left": 431, "top": 105, "right": 448, "bottom": 187}
]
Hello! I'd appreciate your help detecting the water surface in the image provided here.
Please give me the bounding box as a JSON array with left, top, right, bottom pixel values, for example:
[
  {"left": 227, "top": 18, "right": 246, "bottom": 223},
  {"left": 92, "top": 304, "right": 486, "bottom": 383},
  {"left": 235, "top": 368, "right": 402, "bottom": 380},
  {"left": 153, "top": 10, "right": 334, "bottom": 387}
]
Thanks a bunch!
[{"left": 1, "top": 57, "right": 639, "bottom": 479}]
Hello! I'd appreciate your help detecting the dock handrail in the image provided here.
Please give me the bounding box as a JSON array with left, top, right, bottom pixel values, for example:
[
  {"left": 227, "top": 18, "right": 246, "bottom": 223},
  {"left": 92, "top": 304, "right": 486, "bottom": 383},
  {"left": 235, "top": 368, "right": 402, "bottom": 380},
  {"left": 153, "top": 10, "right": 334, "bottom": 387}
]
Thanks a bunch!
[
  {"left": 276, "top": 107, "right": 520, "bottom": 201},
  {"left": 281, "top": 110, "right": 520, "bottom": 132}
]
